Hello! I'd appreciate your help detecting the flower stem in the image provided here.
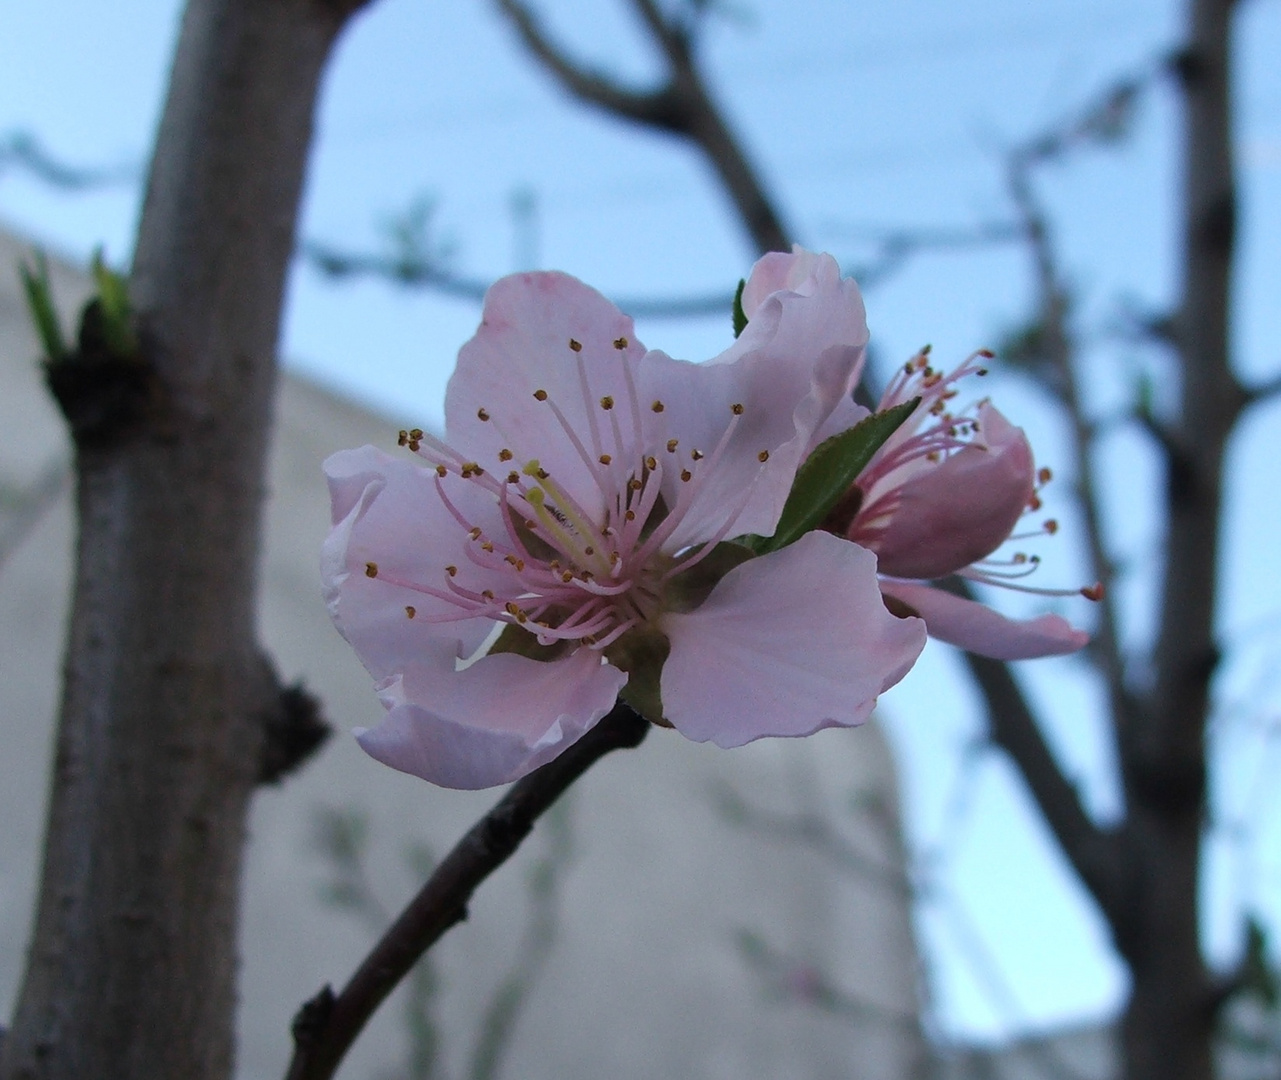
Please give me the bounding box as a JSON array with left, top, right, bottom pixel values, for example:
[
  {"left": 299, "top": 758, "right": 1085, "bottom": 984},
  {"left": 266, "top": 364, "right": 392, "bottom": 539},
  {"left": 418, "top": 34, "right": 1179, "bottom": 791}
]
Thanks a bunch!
[{"left": 283, "top": 701, "right": 649, "bottom": 1080}]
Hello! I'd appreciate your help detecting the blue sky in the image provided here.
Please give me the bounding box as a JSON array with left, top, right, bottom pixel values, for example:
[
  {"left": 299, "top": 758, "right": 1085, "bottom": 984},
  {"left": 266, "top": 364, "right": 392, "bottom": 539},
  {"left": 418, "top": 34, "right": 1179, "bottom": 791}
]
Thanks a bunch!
[{"left": 3, "top": 0, "right": 1280, "bottom": 1045}]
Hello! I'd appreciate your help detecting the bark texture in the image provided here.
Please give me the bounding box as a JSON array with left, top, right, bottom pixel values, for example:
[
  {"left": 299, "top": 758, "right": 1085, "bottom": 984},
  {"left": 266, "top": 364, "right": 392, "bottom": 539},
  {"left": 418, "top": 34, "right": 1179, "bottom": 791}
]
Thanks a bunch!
[{"left": 0, "top": 1, "right": 366, "bottom": 1077}]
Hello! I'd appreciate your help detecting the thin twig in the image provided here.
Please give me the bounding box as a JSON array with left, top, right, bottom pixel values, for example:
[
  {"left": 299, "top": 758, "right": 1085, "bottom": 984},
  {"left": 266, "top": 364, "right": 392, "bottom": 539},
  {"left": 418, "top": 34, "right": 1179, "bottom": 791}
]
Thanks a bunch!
[{"left": 284, "top": 702, "right": 649, "bottom": 1080}]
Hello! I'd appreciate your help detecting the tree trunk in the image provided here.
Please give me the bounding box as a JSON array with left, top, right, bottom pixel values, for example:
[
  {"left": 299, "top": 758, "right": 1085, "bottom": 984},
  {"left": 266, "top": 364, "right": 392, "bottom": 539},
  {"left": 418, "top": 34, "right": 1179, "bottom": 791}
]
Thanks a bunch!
[
  {"left": 1119, "top": 0, "right": 1240, "bottom": 1077},
  {"left": 0, "top": 0, "right": 366, "bottom": 1076}
]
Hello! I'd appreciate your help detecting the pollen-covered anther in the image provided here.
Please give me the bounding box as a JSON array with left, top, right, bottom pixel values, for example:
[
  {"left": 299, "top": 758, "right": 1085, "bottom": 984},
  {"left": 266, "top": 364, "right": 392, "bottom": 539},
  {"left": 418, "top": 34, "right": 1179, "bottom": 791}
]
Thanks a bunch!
[
  {"left": 1081, "top": 582, "right": 1106, "bottom": 602},
  {"left": 405, "top": 606, "right": 416, "bottom": 619},
  {"left": 731, "top": 402, "right": 745, "bottom": 415},
  {"left": 477, "top": 408, "right": 490, "bottom": 422},
  {"left": 599, "top": 453, "right": 612, "bottom": 465},
  {"left": 1044, "top": 519, "right": 1059, "bottom": 535},
  {"left": 435, "top": 465, "right": 448, "bottom": 478},
  {"left": 409, "top": 428, "right": 424, "bottom": 441},
  {"left": 1029, "top": 494, "right": 1043, "bottom": 511},
  {"left": 628, "top": 478, "right": 643, "bottom": 491},
  {"left": 651, "top": 400, "right": 665, "bottom": 413},
  {"left": 481, "top": 589, "right": 495, "bottom": 600},
  {"left": 460, "top": 463, "right": 483, "bottom": 478},
  {"left": 625, "top": 509, "right": 636, "bottom": 521},
  {"left": 498, "top": 448, "right": 514, "bottom": 461},
  {"left": 644, "top": 456, "right": 657, "bottom": 470},
  {"left": 533, "top": 389, "right": 548, "bottom": 401},
  {"left": 600, "top": 396, "right": 615, "bottom": 410},
  {"left": 1038, "top": 467, "right": 1053, "bottom": 484},
  {"left": 468, "top": 527, "right": 482, "bottom": 540},
  {"left": 445, "top": 565, "right": 458, "bottom": 577},
  {"left": 680, "top": 469, "right": 692, "bottom": 482},
  {"left": 397, "top": 430, "right": 409, "bottom": 446},
  {"left": 690, "top": 448, "right": 704, "bottom": 461},
  {"left": 583, "top": 546, "right": 594, "bottom": 556},
  {"left": 569, "top": 339, "right": 582, "bottom": 352},
  {"left": 481, "top": 541, "right": 495, "bottom": 553},
  {"left": 609, "top": 552, "right": 621, "bottom": 566},
  {"left": 666, "top": 439, "right": 679, "bottom": 453},
  {"left": 365, "top": 562, "right": 378, "bottom": 578},
  {"left": 506, "top": 471, "right": 520, "bottom": 484},
  {"left": 757, "top": 450, "right": 770, "bottom": 462},
  {"left": 408, "top": 440, "right": 421, "bottom": 453},
  {"left": 614, "top": 337, "right": 628, "bottom": 349}
]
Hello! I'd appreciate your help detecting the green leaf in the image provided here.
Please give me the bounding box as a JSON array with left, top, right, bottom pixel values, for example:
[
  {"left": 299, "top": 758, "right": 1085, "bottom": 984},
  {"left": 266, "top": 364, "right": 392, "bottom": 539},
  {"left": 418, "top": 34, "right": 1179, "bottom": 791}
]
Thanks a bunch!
[
  {"left": 18, "top": 251, "right": 68, "bottom": 360},
  {"left": 90, "top": 248, "right": 136, "bottom": 356},
  {"left": 732, "top": 278, "right": 747, "bottom": 338},
  {"left": 747, "top": 397, "right": 920, "bottom": 555}
]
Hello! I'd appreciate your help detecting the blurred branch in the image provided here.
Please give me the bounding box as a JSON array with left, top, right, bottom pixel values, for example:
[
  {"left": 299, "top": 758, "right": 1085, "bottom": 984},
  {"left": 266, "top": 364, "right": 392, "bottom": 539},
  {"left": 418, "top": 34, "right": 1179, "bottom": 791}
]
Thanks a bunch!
[
  {"left": 0, "top": 129, "right": 137, "bottom": 190},
  {"left": 952, "top": 608, "right": 1127, "bottom": 925},
  {"left": 492, "top": 0, "right": 790, "bottom": 253},
  {"left": 0, "top": 458, "right": 70, "bottom": 572},
  {"left": 1243, "top": 370, "right": 1281, "bottom": 409},
  {"left": 1004, "top": 120, "right": 1132, "bottom": 725},
  {"left": 285, "top": 702, "right": 648, "bottom": 1080},
  {"left": 303, "top": 238, "right": 736, "bottom": 317}
]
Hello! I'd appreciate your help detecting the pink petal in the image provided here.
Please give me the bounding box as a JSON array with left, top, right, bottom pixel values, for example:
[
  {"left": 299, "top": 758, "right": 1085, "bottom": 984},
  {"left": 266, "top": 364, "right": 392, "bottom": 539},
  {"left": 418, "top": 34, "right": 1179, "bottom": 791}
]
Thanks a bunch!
[
  {"left": 322, "top": 446, "right": 507, "bottom": 678},
  {"left": 739, "top": 246, "right": 844, "bottom": 320},
  {"left": 638, "top": 259, "right": 868, "bottom": 549},
  {"left": 444, "top": 272, "right": 647, "bottom": 522},
  {"left": 860, "top": 405, "right": 1035, "bottom": 579},
  {"left": 660, "top": 532, "right": 926, "bottom": 747},
  {"left": 357, "top": 648, "right": 628, "bottom": 789},
  {"left": 878, "top": 579, "right": 1089, "bottom": 660}
]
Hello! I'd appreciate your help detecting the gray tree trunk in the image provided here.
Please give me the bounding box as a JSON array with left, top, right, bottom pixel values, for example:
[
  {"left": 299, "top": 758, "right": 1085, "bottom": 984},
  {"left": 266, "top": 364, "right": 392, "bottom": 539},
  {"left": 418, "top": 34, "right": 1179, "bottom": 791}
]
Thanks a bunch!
[{"left": 0, "top": 0, "right": 366, "bottom": 1076}]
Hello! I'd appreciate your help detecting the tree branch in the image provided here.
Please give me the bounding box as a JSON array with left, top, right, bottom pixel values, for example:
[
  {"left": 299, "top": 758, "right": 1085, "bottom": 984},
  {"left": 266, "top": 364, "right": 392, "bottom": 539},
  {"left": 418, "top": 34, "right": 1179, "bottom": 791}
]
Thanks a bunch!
[
  {"left": 958, "top": 642, "right": 1127, "bottom": 923},
  {"left": 284, "top": 702, "right": 649, "bottom": 1080},
  {"left": 492, "top": 0, "right": 790, "bottom": 253}
]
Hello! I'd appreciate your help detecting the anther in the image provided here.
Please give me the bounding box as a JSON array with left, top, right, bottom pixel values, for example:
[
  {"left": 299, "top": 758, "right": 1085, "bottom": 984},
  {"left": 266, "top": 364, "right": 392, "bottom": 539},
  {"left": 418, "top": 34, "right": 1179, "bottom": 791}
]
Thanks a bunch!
[
  {"left": 446, "top": 565, "right": 458, "bottom": 577},
  {"left": 397, "top": 430, "right": 409, "bottom": 446},
  {"left": 1038, "top": 467, "right": 1053, "bottom": 484},
  {"left": 758, "top": 450, "right": 770, "bottom": 462},
  {"left": 436, "top": 464, "right": 448, "bottom": 477},
  {"left": 666, "top": 439, "right": 679, "bottom": 453},
  {"left": 409, "top": 429, "right": 424, "bottom": 440},
  {"left": 599, "top": 453, "right": 612, "bottom": 465},
  {"left": 477, "top": 408, "right": 490, "bottom": 421},
  {"left": 584, "top": 546, "right": 594, "bottom": 556},
  {"left": 731, "top": 402, "right": 745, "bottom": 415},
  {"left": 690, "top": 449, "right": 704, "bottom": 461},
  {"left": 481, "top": 541, "right": 495, "bottom": 552},
  {"left": 625, "top": 509, "right": 636, "bottom": 521},
  {"left": 533, "top": 389, "right": 548, "bottom": 401},
  {"left": 628, "top": 478, "right": 643, "bottom": 491},
  {"left": 600, "top": 396, "right": 615, "bottom": 410},
  {"left": 569, "top": 339, "right": 582, "bottom": 352},
  {"left": 468, "top": 527, "right": 482, "bottom": 540},
  {"left": 614, "top": 337, "right": 628, "bottom": 350},
  {"left": 405, "top": 606, "right": 416, "bottom": 619},
  {"left": 651, "top": 400, "right": 665, "bottom": 413},
  {"left": 506, "top": 471, "right": 520, "bottom": 484},
  {"left": 977, "top": 348, "right": 995, "bottom": 359},
  {"left": 644, "top": 456, "right": 657, "bottom": 470},
  {"left": 481, "top": 589, "right": 495, "bottom": 600},
  {"left": 365, "top": 562, "right": 378, "bottom": 578},
  {"left": 681, "top": 469, "right": 692, "bottom": 482},
  {"left": 498, "top": 448, "right": 514, "bottom": 461},
  {"left": 1081, "top": 583, "right": 1105, "bottom": 602},
  {"left": 1044, "top": 520, "right": 1059, "bottom": 535}
]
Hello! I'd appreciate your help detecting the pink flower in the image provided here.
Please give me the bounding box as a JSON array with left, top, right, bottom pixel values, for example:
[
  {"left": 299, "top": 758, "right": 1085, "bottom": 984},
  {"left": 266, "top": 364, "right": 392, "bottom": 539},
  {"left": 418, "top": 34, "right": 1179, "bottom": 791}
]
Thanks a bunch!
[
  {"left": 323, "top": 255, "right": 926, "bottom": 789},
  {"left": 846, "top": 348, "right": 1092, "bottom": 660}
]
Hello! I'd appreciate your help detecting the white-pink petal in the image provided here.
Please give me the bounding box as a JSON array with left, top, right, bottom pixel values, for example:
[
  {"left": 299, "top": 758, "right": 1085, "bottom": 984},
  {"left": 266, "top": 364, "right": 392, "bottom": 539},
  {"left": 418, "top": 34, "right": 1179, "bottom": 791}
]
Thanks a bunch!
[
  {"left": 660, "top": 532, "right": 926, "bottom": 748},
  {"left": 878, "top": 579, "right": 1089, "bottom": 660},
  {"left": 445, "top": 272, "right": 647, "bottom": 521},
  {"left": 356, "top": 648, "right": 628, "bottom": 790}
]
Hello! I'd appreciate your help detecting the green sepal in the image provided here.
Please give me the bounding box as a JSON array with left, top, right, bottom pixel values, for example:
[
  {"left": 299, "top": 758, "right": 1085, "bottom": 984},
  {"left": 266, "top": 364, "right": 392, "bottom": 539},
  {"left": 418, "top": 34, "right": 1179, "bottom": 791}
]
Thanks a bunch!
[
  {"left": 19, "top": 251, "right": 68, "bottom": 361},
  {"left": 732, "top": 278, "right": 748, "bottom": 338},
  {"left": 604, "top": 626, "right": 670, "bottom": 726},
  {"left": 744, "top": 397, "right": 920, "bottom": 556},
  {"left": 89, "top": 248, "right": 137, "bottom": 357},
  {"left": 486, "top": 622, "right": 571, "bottom": 663},
  {"left": 662, "top": 540, "right": 755, "bottom": 613}
]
